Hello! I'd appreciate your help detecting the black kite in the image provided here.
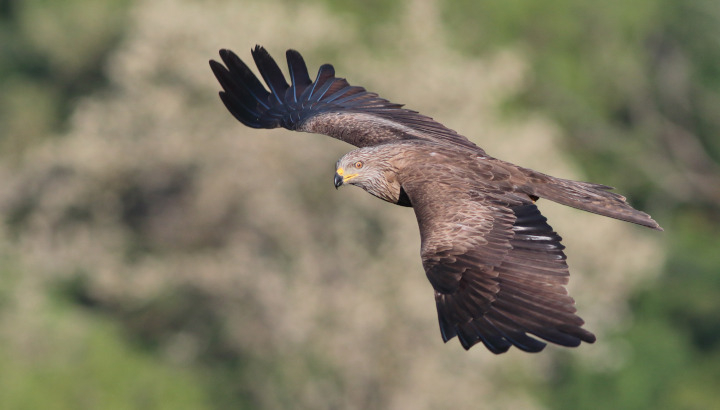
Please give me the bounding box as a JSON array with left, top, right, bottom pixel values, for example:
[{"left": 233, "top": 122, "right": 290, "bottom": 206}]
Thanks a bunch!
[{"left": 210, "top": 46, "right": 662, "bottom": 354}]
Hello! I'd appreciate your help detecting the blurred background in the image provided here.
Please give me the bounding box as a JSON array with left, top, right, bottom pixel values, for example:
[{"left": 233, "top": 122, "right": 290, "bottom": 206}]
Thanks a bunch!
[{"left": 1, "top": 0, "right": 718, "bottom": 408}]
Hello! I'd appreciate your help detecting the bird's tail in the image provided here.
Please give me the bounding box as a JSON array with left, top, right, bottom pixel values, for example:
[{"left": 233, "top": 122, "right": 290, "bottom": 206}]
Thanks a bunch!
[{"left": 527, "top": 175, "right": 663, "bottom": 231}]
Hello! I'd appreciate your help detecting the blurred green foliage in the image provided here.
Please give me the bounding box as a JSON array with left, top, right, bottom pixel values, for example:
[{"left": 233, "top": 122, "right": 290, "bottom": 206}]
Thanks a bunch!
[
  {"left": 0, "top": 0, "right": 213, "bottom": 408},
  {"left": 1, "top": 0, "right": 719, "bottom": 408},
  {"left": 0, "top": 0, "right": 130, "bottom": 156},
  {"left": 0, "top": 259, "right": 211, "bottom": 409},
  {"left": 0, "top": 306, "right": 211, "bottom": 410}
]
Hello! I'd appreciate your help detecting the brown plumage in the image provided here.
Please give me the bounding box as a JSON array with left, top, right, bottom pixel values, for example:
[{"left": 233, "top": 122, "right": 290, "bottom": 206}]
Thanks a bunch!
[{"left": 210, "top": 46, "right": 663, "bottom": 354}]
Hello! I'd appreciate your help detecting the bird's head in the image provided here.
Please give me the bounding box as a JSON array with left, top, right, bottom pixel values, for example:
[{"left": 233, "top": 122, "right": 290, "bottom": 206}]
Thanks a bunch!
[
  {"left": 334, "top": 147, "right": 402, "bottom": 204},
  {"left": 334, "top": 150, "right": 375, "bottom": 190}
]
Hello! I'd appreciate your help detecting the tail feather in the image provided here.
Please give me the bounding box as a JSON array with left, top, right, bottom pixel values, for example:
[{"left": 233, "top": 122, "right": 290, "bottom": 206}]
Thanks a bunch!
[{"left": 529, "top": 177, "right": 663, "bottom": 231}]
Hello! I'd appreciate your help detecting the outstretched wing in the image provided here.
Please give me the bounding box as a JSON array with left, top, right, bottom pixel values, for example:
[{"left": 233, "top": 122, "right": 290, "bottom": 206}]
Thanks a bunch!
[
  {"left": 209, "top": 46, "right": 482, "bottom": 151},
  {"left": 403, "top": 173, "right": 596, "bottom": 353}
]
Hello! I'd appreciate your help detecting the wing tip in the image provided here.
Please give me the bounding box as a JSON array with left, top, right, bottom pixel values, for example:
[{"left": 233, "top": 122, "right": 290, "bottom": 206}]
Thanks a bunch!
[
  {"left": 286, "top": 48, "right": 302, "bottom": 60},
  {"left": 208, "top": 59, "right": 226, "bottom": 76}
]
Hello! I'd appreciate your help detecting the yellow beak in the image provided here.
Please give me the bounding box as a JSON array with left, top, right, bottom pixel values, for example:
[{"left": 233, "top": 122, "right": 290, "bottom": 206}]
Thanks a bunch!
[{"left": 334, "top": 167, "right": 358, "bottom": 189}]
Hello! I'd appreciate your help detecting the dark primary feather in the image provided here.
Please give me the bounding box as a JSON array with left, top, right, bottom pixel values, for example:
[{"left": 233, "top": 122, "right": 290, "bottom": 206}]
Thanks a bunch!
[
  {"left": 210, "top": 46, "right": 482, "bottom": 150},
  {"left": 251, "top": 46, "right": 289, "bottom": 106},
  {"left": 286, "top": 50, "right": 312, "bottom": 102}
]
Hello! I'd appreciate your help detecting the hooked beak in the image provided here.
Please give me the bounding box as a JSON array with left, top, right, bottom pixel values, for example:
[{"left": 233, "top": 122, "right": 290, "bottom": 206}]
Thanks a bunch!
[
  {"left": 334, "top": 167, "right": 357, "bottom": 189},
  {"left": 334, "top": 172, "right": 344, "bottom": 189}
]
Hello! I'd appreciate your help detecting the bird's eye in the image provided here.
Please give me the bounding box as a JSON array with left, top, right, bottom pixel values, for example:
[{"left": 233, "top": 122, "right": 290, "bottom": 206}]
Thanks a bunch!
[{"left": 354, "top": 161, "right": 363, "bottom": 169}]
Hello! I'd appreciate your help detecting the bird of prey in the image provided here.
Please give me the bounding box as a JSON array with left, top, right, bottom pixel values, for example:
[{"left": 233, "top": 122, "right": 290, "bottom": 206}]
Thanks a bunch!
[{"left": 209, "top": 46, "right": 662, "bottom": 354}]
